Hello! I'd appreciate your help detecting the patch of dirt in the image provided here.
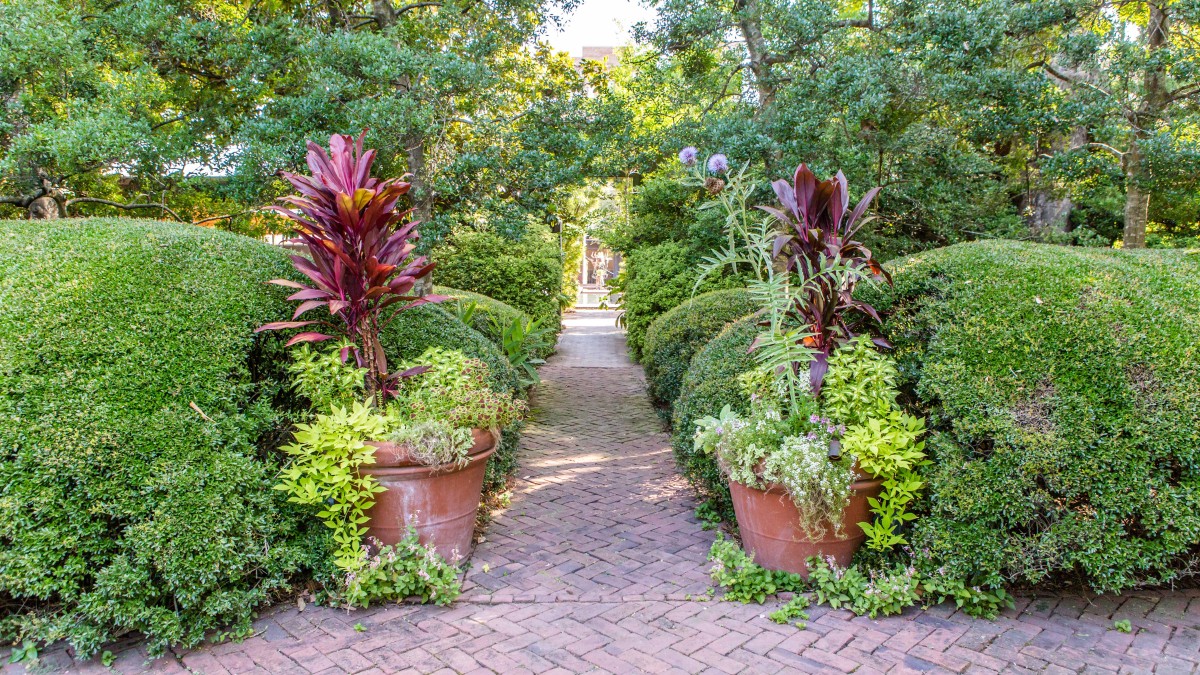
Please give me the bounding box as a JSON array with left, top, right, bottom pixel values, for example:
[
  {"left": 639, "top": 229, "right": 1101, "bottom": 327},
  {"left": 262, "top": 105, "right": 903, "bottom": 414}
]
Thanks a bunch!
[{"left": 1012, "top": 380, "right": 1056, "bottom": 434}]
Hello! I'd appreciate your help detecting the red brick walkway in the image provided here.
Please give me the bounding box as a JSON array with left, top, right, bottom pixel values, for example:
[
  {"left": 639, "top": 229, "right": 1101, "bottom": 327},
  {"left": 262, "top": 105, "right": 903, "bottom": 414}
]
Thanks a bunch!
[{"left": 8, "top": 311, "right": 1200, "bottom": 673}]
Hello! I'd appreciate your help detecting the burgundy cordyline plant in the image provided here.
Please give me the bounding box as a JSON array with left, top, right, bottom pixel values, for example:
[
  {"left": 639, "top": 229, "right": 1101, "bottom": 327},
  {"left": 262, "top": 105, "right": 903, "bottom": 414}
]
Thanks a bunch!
[
  {"left": 256, "top": 132, "right": 443, "bottom": 406},
  {"left": 758, "top": 164, "right": 891, "bottom": 395}
]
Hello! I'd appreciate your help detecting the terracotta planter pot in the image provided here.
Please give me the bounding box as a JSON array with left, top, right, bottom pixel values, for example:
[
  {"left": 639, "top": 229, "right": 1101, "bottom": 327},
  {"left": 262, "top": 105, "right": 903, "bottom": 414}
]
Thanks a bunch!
[
  {"left": 729, "top": 474, "right": 883, "bottom": 578},
  {"left": 359, "top": 428, "right": 495, "bottom": 561}
]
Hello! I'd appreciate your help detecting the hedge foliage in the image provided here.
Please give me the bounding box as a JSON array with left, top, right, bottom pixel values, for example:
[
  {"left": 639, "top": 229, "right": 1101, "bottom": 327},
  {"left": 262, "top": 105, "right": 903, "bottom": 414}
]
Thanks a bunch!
[
  {"left": 431, "top": 230, "right": 564, "bottom": 332},
  {"left": 643, "top": 288, "right": 758, "bottom": 411},
  {"left": 435, "top": 286, "right": 552, "bottom": 360},
  {"left": 865, "top": 240, "right": 1200, "bottom": 592},
  {"left": 617, "top": 241, "right": 743, "bottom": 361},
  {"left": 0, "top": 219, "right": 528, "bottom": 655},
  {"left": 671, "top": 316, "right": 760, "bottom": 520},
  {"left": 0, "top": 218, "right": 326, "bottom": 656}
]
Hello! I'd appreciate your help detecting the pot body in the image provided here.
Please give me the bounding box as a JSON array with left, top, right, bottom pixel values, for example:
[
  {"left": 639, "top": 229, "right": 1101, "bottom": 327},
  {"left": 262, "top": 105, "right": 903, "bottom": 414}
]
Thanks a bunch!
[
  {"left": 360, "top": 428, "right": 495, "bottom": 561},
  {"left": 729, "top": 476, "right": 883, "bottom": 578}
]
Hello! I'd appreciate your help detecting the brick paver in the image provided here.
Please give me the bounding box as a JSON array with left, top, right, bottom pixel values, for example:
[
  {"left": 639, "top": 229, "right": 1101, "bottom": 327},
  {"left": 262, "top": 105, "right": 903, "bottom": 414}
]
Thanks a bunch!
[{"left": 6, "top": 310, "right": 1199, "bottom": 673}]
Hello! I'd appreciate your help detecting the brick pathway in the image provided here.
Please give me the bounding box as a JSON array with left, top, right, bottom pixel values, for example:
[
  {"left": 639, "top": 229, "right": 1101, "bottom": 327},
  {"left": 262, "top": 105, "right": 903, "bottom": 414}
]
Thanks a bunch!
[{"left": 8, "top": 310, "right": 1200, "bottom": 674}]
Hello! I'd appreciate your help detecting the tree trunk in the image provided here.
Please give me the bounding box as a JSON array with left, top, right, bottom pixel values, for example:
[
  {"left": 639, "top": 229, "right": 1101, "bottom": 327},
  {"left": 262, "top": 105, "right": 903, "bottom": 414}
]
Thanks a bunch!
[
  {"left": 1122, "top": 1, "right": 1170, "bottom": 249},
  {"left": 734, "top": 0, "right": 775, "bottom": 108},
  {"left": 1025, "top": 126, "right": 1086, "bottom": 236},
  {"left": 1123, "top": 159, "right": 1150, "bottom": 249}
]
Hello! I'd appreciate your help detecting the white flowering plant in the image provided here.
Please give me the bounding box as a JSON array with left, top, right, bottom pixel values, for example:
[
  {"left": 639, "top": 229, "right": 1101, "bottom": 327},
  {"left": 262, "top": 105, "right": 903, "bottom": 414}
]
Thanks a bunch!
[
  {"left": 339, "top": 530, "right": 462, "bottom": 608},
  {"left": 694, "top": 366, "right": 860, "bottom": 539}
]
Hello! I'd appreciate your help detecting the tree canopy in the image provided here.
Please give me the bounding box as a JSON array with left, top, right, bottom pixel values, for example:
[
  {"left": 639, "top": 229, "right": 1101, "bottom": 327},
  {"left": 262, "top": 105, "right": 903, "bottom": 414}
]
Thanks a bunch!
[{"left": 2, "top": 0, "right": 1199, "bottom": 250}]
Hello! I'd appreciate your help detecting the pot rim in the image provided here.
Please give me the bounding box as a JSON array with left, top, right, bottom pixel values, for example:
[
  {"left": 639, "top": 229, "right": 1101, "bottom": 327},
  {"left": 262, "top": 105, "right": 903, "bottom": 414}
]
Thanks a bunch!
[{"left": 365, "top": 427, "right": 496, "bottom": 470}]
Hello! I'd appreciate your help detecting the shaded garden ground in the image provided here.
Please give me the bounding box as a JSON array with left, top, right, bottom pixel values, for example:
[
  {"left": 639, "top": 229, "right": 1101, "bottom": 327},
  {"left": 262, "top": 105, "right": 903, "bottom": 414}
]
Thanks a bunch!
[{"left": 5, "top": 311, "right": 1198, "bottom": 674}]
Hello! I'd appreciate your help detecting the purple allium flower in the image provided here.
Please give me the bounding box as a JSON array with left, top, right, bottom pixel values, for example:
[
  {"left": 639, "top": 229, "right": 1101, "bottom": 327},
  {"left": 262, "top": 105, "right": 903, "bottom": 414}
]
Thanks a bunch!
[
  {"left": 707, "top": 153, "right": 729, "bottom": 173},
  {"left": 678, "top": 146, "right": 699, "bottom": 166}
]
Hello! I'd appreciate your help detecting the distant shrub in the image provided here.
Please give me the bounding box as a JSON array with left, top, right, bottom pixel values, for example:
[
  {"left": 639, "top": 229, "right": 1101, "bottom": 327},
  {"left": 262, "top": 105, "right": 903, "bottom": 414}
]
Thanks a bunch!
[
  {"left": 865, "top": 240, "right": 1200, "bottom": 592},
  {"left": 671, "top": 316, "right": 760, "bottom": 520},
  {"left": 0, "top": 218, "right": 325, "bottom": 657},
  {"left": 643, "top": 288, "right": 758, "bottom": 410},
  {"left": 432, "top": 230, "right": 564, "bottom": 331},
  {"left": 617, "top": 241, "right": 742, "bottom": 361}
]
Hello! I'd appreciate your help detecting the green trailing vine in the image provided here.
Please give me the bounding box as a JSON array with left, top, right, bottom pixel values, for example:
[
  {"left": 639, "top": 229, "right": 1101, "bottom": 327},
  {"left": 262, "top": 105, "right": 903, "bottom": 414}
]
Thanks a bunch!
[
  {"left": 274, "top": 402, "right": 388, "bottom": 573},
  {"left": 708, "top": 535, "right": 804, "bottom": 603},
  {"left": 842, "top": 410, "right": 930, "bottom": 551},
  {"left": 707, "top": 539, "right": 1013, "bottom": 622}
]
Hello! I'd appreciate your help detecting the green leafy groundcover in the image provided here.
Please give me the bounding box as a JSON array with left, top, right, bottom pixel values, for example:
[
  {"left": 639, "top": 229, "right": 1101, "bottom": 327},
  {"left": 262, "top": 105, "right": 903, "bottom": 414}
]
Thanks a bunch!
[
  {"left": 431, "top": 230, "right": 564, "bottom": 332},
  {"left": 643, "top": 288, "right": 758, "bottom": 410},
  {"left": 865, "top": 240, "right": 1200, "bottom": 592},
  {"left": 0, "top": 218, "right": 526, "bottom": 656},
  {"left": 671, "top": 316, "right": 760, "bottom": 520}
]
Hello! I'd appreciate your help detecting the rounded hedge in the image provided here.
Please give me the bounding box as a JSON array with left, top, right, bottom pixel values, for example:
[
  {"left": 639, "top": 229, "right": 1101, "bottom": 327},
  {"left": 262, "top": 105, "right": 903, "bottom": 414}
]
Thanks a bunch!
[
  {"left": 617, "top": 241, "right": 742, "bottom": 361},
  {"left": 671, "top": 316, "right": 760, "bottom": 520},
  {"left": 0, "top": 219, "right": 526, "bottom": 655},
  {"left": 865, "top": 240, "right": 1200, "bottom": 592},
  {"left": 431, "top": 230, "right": 564, "bottom": 332},
  {"left": 0, "top": 218, "right": 325, "bottom": 656},
  {"left": 435, "top": 285, "right": 552, "bottom": 359},
  {"left": 643, "top": 288, "right": 757, "bottom": 410}
]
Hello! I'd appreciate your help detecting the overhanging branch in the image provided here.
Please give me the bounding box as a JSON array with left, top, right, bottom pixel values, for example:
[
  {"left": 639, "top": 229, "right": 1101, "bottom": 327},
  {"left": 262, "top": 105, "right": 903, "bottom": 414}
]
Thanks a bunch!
[{"left": 65, "top": 197, "right": 184, "bottom": 221}]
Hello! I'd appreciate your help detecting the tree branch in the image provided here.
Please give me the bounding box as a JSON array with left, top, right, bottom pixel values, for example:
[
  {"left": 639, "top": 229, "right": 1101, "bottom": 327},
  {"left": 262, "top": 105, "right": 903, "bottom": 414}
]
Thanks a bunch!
[
  {"left": 1089, "top": 142, "right": 1126, "bottom": 158},
  {"left": 0, "top": 189, "right": 45, "bottom": 208},
  {"left": 192, "top": 208, "right": 267, "bottom": 226},
  {"left": 1167, "top": 82, "right": 1200, "bottom": 104},
  {"left": 151, "top": 115, "right": 185, "bottom": 131},
  {"left": 396, "top": 2, "right": 441, "bottom": 14},
  {"left": 702, "top": 63, "right": 747, "bottom": 116},
  {"left": 65, "top": 197, "right": 184, "bottom": 221},
  {"left": 1035, "top": 60, "right": 1115, "bottom": 99}
]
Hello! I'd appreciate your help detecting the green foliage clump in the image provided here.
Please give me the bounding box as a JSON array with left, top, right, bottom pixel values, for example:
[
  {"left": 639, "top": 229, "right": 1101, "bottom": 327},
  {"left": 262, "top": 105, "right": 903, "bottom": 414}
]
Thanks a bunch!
[
  {"left": 384, "top": 306, "right": 519, "bottom": 395},
  {"left": 768, "top": 595, "right": 811, "bottom": 628},
  {"left": 707, "top": 535, "right": 804, "bottom": 604},
  {"left": 865, "top": 240, "right": 1200, "bottom": 592},
  {"left": 381, "top": 332, "right": 522, "bottom": 493},
  {"left": 344, "top": 529, "right": 462, "bottom": 608},
  {"left": 616, "top": 241, "right": 743, "bottom": 360},
  {"left": 395, "top": 347, "right": 527, "bottom": 433},
  {"left": 431, "top": 230, "right": 564, "bottom": 332},
  {"left": 642, "top": 288, "right": 758, "bottom": 409},
  {"left": 275, "top": 402, "right": 388, "bottom": 573},
  {"left": 822, "top": 336, "right": 899, "bottom": 427},
  {"left": 807, "top": 557, "right": 921, "bottom": 619},
  {"left": 287, "top": 344, "right": 365, "bottom": 412},
  {"left": 671, "top": 316, "right": 760, "bottom": 518},
  {"left": 0, "top": 218, "right": 325, "bottom": 657}
]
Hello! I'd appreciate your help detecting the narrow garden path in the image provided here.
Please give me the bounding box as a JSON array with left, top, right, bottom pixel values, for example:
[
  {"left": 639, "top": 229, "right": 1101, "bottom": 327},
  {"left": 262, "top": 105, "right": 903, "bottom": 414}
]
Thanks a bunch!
[{"left": 17, "top": 310, "right": 1200, "bottom": 674}]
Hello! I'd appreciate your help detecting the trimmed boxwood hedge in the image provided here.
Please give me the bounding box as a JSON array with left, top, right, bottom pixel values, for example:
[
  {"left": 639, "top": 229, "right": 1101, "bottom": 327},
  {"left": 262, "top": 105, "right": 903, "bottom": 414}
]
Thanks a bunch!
[
  {"left": 617, "top": 241, "right": 743, "bottom": 361},
  {"left": 643, "top": 288, "right": 757, "bottom": 410},
  {"left": 864, "top": 240, "right": 1200, "bottom": 592},
  {"left": 0, "top": 218, "right": 525, "bottom": 655},
  {"left": 670, "top": 316, "right": 760, "bottom": 520},
  {"left": 0, "top": 218, "right": 325, "bottom": 656},
  {"left": 435, "top": 285, "right": 553, "bottom": 360}
]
